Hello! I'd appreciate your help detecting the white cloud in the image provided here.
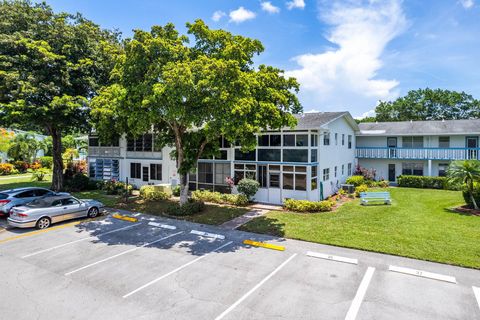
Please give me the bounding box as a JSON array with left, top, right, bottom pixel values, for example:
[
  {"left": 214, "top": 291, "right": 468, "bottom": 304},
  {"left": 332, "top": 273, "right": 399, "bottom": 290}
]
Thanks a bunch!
[
  {"left": 459, "top": 0, "right": 474, "bottom": 9},
  {"left": 356, "top": 109, "right": 376, "bottom": 120},
  {"left": 229, "top": 7, "right": 256, "bottom": 23},
  {"left": 261, "top": 1, "right": 281, "bottom": 14},
  {"left": 212, "top": 10, "right": 226, "bottom": 22},
  {"left": 286, "top": 0, "right": 305, "bottom": 10},
  {"left": 286, "top": 0, "right": 407, "bottom": 115}
]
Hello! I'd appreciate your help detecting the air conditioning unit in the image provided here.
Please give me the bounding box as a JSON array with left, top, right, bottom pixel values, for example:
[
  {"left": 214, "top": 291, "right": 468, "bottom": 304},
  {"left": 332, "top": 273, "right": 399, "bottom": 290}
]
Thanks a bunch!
[{"left": 341, "top": 184, "right": 355, "bottom": 194}]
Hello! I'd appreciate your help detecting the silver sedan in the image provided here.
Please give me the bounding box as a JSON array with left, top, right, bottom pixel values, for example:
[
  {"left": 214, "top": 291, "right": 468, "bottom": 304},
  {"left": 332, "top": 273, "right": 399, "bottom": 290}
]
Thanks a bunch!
[{"left": 7, "top": 195, "right": 105, "bottom": 229}]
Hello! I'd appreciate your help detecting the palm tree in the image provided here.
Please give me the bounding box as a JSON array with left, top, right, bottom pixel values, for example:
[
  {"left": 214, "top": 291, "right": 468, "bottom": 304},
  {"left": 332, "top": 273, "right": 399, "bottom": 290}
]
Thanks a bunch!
[{"left": 447, "top": 160, "right": 480, "bottom": 209}]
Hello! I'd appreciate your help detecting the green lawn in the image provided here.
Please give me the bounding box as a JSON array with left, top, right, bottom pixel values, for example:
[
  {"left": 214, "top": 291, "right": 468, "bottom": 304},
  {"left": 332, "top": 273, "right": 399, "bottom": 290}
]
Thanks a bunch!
[
  {"left": 0, "top": 175, "right": 248, "bottom": 225},
  {"left": 240, "top": 187, "right": 480, "bottom": 269}
]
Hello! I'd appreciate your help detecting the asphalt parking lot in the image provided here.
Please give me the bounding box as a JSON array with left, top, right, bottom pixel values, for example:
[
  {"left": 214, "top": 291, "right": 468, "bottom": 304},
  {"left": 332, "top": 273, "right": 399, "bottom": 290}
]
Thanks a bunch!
[{"left": 0, "top": 213, "right": 479, "bottom": 320}]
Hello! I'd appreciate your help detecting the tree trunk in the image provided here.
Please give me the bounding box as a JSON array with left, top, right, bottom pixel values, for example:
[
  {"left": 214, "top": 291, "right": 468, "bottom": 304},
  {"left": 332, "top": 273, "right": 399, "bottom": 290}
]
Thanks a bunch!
[
  {"left": 469, "top": 190, "right": 479, "bottom": 210},
  {"left": 179, "top": 172, "right": 189, "bottom": 206},
  {"left": 50, "top": 128, "right": 64, "bottom": 191}
]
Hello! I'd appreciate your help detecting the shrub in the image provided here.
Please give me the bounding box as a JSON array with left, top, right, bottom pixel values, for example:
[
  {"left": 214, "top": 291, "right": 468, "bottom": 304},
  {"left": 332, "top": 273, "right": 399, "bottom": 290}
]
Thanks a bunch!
[
  {"left": 463, "top": 182, "right": 480, "bottom": 209},
  {"left": 165, "top": 200, "right": 205, "bottom": 216},
  {"left": 353, "top": 164, "right": 376, "bottom": 180},
  {"left": 139, "top": 185, "right": 170, "bottom": 201},
  {"left": 32, "top": 168, "right": 50, "bottom": 181},
  {"left": 39, "top": 156, "right": 53, "bottom": 169},
  {"left": 29, "top": 161, "right": 42, "bottom": 170},
  {"left": 0, "top": 163, "right": 15, "bottom": 175},
  {"left": 64, "top": 173, "right": 97, "bottom": 191},
  {"left": 172, "top": 185, "right": 181, "bottom": 197},
  {"left": 283, "top": 198, "right": 334, "bottom": 213},
  {"left": 102, "top": 179, "right": 133, "bottom": 195},
  {"left": 237, "top": 178, "right": 259, "bottom": 201},
  {"left": 13, "top": 160, "right": 29, "bottom": 173},
  {"left": 397, "top": 175, "right": 447, "bottom": 189},
  {"left": 377, "top": 180, "right": 390, "bottom": 188},
  {"left": 355, "top": 184, "right": 368, "bottom": 197},
  {"left": 192, "top": 190, "right": 248, "bottom": 206},
  {"left": 346, "top": 175, "right": 365, "bottom": 187}
]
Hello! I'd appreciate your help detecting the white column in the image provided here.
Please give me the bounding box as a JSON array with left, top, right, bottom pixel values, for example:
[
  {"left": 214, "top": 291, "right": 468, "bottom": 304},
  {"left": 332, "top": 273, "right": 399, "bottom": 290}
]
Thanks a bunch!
[{"left": 427, "top": 159, "right": 432, "bottom": 176}]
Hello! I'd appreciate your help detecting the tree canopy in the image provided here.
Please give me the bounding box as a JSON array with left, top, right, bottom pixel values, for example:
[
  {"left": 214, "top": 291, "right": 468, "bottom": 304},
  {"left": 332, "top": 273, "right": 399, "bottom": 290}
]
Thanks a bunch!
[
  {"left": 91, "top": 20, "right": 301, "bottom": 204},
  {"left": 366, "top": 88, "right": 480, "bottom": 122},
  {"left": 0, "top": 0, "right": 121, "bottom": 190}
]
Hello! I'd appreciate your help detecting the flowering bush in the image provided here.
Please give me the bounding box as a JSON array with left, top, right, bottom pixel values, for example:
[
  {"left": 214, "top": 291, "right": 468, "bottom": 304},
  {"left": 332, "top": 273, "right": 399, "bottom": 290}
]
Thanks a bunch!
[
  {"left": 13, "top": 160, "right": 29, "bottom": 173},
  {"left": 30, "top": 161, "right": 42, "bottom": 170},
  {"left": 353, "top": 164, "right": 376, "bottom": 181},
  {"left": 0, "top": 163, "right": 16, "bottom": 175},
  {"left": 102, "top": 179, "right": 133, "bottom": 195}
]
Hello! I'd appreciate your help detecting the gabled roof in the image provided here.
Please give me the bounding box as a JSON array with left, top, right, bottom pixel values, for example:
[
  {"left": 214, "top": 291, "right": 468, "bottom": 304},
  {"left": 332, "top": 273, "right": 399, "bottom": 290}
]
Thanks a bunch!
[
  {"left": 292, "top": 112, "right": 359, "bottom": 131},
  {"left": 358, "top": 119, "right": 480, "bottom": 136}
]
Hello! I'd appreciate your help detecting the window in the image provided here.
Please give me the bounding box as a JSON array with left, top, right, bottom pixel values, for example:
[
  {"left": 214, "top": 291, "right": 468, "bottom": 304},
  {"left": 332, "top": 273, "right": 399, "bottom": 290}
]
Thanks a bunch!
[
  {"left": 215, "top": 163, "right": 230, "bottom": 185},
  {"left": 198, "top": 163, "right": 213, "bottom": 184},
  {"left": 312, "top": 166, "right": 317, "bottom": 177},
  {"left": 35, "top": 189, "right": 51, "bottom": 197},
  {"left": 439, "top": 136, "right": 450, "bottom": 148},
  {"left": 135, "top": 136, "right": 143, "bottom": 151},
  {"left": 52, "top": 200, "right": 63, "bottom": 207},
  {"left": 295, "top": 173, "right": 306, "bottom": 191},
  {"left": 15, "top": 190, "right": 35, "bottom": 198},
  {"left": 348, "top": 163, "right": 352, "bottom": 175},
  {"left": 143, "top": 134, "right": 153, "bottom": 152},
  {"left": 270, "top": 134, "right": 281, "bottom": 147},
  {"left": 130, "top": 163, "right": 141, "bottom": 179},
  {"left": 283, "top": 149, "right": 308, "bottom": 162},
  {"left": 234, "top": 163, "right": 256, "bottom": 184},
  {"left": 342, "top": 134, "right": 345, "bottom": 146},
  {"left": 258, "top": 165, "right": 267, "bottom": 188},
  {"left": 258, "top": 135, "right": 269, "bottom": 146},
  {"left": 334, "top": 166, "right": 337, "bottom": 177},
  {"left": 127, "top": 134, "right": 158, "bottom": 152},
  {"left": 296, "top": 134, "right": 308, "bottom": 146},
  {"left": 216, "top": 150, "right": 228, "bottom": 160},
  {"left": 127, "top": 138, "right": 135, "bottom": 151},
  {"left": 88, "top": 137, "right": 99, "bottom": 147},
  {"left": 218, "top": 136, "right": 231, "bottom": 148},
  {"left": 341, "top": 164, "right": 345, "bottom": 176},
  {"left": 234, "top": 149, "right": 256, "bottom": 161},
  {"left": 283, "top": 134, "right": 295, "bottom": 146},
  {"left": 62, "top": 198, "right": 80, "bottom": 206},
  {"left": 438, "top": 163, "right": 449, "bottom": 177},
  {"left": 402, "top": 136, "right": 424, "bottom": 148},
  {"left": 150, "top": 164, "right": 162, "bottom": 180},
  {"left": 311, "top": 134, "right": 318, "bottom": 147},
  {"left": 311, "top": 166, "right": 318, "bottom": 190},
  {"left": 311, "top": 149, "right": 317, "bottom": 162},
  {"left": 283, "top": 173, "right": 294, "bottom": 190},
  {"left": 335, "top": 133, "right": 338, "bottom": 145},
  {"left": 269, "top": 165, "right": 280, "bottom": 188},
  {"left": 258, "top": 149, "right": 281, "bottom": 162},
  {"left": 323, "top": 168, "right": 330, "bottom": 181},
  {"left": 323, "top": 133, "right": 330, "bottom": 145},
  {"left": 402, "top": 163, "right": 423, "bottom": 176},
  {"left": 348, "top": 135, "right": 352, "bottom": 149}
]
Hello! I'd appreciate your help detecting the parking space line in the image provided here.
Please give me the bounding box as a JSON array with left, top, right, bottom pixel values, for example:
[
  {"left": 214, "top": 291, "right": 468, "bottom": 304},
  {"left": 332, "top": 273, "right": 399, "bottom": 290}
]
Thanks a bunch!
[
  {"left": 306, "top": 250, "right": 358, "bottom": 265},
  {"left": 345, "top": 267, "right": 375, "bottom": 320},
  {"left": 473, "top": 286, "right": 480, "bottom": 310},
  {"left": 123, "top": 240, "right": 234, "bottom": 298},
  {"left": 389, "top": 265, "right": 457, "bottom": 284},
  {"left": 65, "top": 231, "right": 183, "bottom": 276},
  {"left": 148, "top": 222, "right": 176, "bottom": 230},
  {"left": 190, "top": 229, "right": 225, "bottom": 240},
  {"left": 22, "top": 223, "right": 141, "bottom": 258},
  {"left": 214, "top": 253, "right": 297, "bottom": 320}
]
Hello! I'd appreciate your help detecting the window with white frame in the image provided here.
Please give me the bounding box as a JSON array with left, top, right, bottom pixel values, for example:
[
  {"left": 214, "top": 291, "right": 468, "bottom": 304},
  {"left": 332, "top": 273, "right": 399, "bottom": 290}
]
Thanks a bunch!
[
  {"left": 149, "top": 164, "right": 162, "bottom": 180},
  {"left": 234, "top": 163, "right": 256, "bottom": 184},
  {"left": 311, "top": 134, "right": 318, "bottom": 147},
  {"left": 323, "top": 133, "right": 330, "bottom": 145},
  {"left": 348, "top": 163, "right": 352, "bottom": 175},
  {"left": 342, "top": 134, "right": 345, "bottom": 146},
  {"left": 130, "top": 163, "right": 141, "bottom": 179},
  {"left": 282, "top": 165, "right": 306, "bottom": 191},
  {"left": 348, "top": 135, "right": 352, "bottom": 149},
  {"left": 402, "top": 136, "right": 424, "bottom": 148},
  {"left": 334, "top": 166, "right": 337, "bottom": 177},
  {"left": 323, "top": 168, "right": 330, "bottom": 181},
  {"left": 439, "top": 136, "right": 450, "bottom": 148},
  {"left": 335, "top": 133, "right": 338, "bottom": 145},
  {"left": 341, "top": 164, "right": 345, "bottom": 176},
  {"left": 402, "top": 163, "right": 423, "bottom": 176},
  {"left": 311, "top": 166, "right": 318, "bottom": 190},
  {"left": 438, "top": 163, "right": 449, "bottom": 177}
]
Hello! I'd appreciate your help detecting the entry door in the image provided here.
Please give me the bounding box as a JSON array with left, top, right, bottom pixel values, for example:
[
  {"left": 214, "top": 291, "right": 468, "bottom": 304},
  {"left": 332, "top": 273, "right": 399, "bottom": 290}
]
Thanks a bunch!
[
  {"left": 388, "top": 164, "right": 396, "bottom": 182},
  {"left": 387, "top": 137, "right": 397, "bottom": 158},
  {"left": 142, "top": 166, "right": 149, "bottom": 182},
  {"left": 466, "top": 137, "right": 478, "bottom": 160}
]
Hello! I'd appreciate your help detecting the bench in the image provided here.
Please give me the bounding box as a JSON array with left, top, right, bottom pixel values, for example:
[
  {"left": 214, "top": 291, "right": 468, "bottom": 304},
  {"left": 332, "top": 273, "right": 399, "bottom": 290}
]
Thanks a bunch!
[{"left": 360, "top": 192, "right": 391, "bottom": 205}]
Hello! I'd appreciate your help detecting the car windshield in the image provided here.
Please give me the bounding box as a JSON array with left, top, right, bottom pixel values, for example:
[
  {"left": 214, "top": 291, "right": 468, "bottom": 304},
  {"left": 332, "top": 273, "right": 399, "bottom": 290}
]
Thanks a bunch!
[
  {"left": 0, "top": 193, "right": 8, "bottom": 200},
  {"left": 27, "top": 199, "right": 52, "bottom": 208}
]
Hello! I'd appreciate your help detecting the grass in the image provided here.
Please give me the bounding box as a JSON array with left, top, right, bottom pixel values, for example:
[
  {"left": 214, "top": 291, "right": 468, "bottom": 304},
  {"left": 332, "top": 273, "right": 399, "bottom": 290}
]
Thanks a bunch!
[
  {"left": 0, "top": 175, "right": 248, "bottom": 225},
  {"left": 240, "top": 187, "right": 480, "bottom": 269}
]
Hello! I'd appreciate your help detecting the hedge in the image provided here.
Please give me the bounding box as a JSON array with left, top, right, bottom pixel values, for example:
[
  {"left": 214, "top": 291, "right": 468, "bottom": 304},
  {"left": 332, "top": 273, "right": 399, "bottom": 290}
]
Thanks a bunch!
[
  {"left": 397, "top": 175, "right": 447, "bottom": 189},
  {"left": 283, "top": 198, "right": 334, "bottom": 213},
  {"left": 345, "top": 175, "right": 365, "bottom": 187},
  {"left": 139, "top": 185, "right": 171, "bottom": 201},
  {"left": 191, "top": 190, "right": 249, "bottom": 206},
  {"left": 165, "top": 200, "right": 205, "bottom": 216}
]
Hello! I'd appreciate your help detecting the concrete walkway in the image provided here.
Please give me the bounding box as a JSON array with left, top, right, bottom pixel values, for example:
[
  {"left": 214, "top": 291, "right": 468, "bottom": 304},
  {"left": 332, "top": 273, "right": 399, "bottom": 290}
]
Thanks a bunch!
[{"left": 220, "top": 203, "right": 282, "bottom": 230}]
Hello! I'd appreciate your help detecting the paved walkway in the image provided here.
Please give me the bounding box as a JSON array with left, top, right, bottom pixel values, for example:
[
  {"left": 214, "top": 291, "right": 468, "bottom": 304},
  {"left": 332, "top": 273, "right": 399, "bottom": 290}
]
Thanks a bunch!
[{"left": 220, "top": 203, "right": 282, "bottom": 230}]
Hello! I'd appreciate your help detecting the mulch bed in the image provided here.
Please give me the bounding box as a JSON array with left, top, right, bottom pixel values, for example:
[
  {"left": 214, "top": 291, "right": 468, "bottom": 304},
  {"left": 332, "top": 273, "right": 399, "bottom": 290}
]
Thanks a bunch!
[{"left": 453, "top": 205, "right": 480, "bottom": 216}]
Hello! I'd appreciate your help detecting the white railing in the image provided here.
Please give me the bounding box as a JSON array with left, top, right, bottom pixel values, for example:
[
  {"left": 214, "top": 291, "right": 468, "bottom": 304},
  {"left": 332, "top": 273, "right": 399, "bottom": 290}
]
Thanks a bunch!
[
  {"left": 126, "top": 151, "right": 162, "bottom": 159},
  {"left": 356, "top": 147, "right": 480, "bottom": 160},
  {"left": 88, "top": 147, "right": 121, "bottom": 157}
]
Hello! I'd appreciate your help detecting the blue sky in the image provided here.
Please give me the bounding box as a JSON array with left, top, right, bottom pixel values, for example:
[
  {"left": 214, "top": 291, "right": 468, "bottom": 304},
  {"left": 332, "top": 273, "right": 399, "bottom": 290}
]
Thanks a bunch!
[{"left": 45, "top": 0, "right": 480, "bottom": 117}]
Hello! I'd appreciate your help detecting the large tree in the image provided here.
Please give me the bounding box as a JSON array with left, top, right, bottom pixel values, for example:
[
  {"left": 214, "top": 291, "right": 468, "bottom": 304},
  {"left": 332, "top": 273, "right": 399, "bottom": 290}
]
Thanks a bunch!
[
  {"left": 0, "top": 0, "right": 121, "bottom": 190},
  {"left": 91, "top": 20, "right": 301, "bottom": 204},
  {"left": 374, "top": 88, "right": 480, "bottom": 122}
]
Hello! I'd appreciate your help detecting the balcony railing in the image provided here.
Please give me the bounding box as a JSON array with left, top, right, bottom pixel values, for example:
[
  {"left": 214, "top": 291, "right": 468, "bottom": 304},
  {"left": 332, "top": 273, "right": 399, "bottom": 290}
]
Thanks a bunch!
[
  {"left": 356, "top": 147, "right": 480, "bottom": 160},
  {"left": 88, "top": 146, "right": 121, "bottom": 157}
]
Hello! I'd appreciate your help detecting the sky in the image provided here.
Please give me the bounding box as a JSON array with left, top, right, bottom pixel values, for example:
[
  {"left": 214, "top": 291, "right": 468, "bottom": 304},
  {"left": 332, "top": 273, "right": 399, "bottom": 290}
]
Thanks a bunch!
[{"left": 44, "top": 0, "right": 480, "bottom": 118}]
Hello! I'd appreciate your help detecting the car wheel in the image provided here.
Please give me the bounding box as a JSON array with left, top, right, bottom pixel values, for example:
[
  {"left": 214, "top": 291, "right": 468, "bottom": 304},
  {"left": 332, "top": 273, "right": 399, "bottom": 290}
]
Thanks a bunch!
[
  {"left": 36, "top": 217, "right": 51, "bottom": 229},
  {"left": 87, "top": 207, "right": 99, "bottom": 218}
]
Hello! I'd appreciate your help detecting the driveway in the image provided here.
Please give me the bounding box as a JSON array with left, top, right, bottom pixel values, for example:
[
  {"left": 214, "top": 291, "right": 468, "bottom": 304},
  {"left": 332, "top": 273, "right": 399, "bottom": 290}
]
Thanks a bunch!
[{"left": 0, "top": 213, "right": 479, "bottom": 320}]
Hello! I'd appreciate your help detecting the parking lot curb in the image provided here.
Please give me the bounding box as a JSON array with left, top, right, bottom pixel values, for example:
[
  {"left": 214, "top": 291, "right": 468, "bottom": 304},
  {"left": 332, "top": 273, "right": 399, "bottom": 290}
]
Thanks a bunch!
[
  {"left": 243, "top": 239, "right": 285, "bottom": 251},
  {"left": 112, "top": 213, "right": 138, "bottom": 223}
]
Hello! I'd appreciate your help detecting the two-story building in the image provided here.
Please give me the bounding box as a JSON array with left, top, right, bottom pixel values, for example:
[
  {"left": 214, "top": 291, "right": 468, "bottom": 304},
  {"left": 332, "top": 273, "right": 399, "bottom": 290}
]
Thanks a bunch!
[
  {"left": 87, "top": 112, "right": 359, "bottom": 204},
  {"left": 356, "top": 119, "right": 480, "bottom": 181}
]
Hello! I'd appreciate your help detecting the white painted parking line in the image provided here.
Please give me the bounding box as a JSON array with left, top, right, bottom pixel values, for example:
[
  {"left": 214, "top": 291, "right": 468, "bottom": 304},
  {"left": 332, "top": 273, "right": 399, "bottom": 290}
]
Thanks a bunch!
[
  {"left": 388, "top": 265, "right": 457, "bottom": 284},
  {"left": 345, "top": 267, "right": 375, "bottom": 320},
  {"left": 214, "top": 253, "right": 297, "bottom": 320},
  {"left": 190, "top": 229, "right": 225, "bottom": 240},
  {"left": 473, "top": 286, "right": 480, "bottom": 310},
  {"left": 306, "top": 250, "right": 358, "bottom": 265},
  {"left": 123, "top": 240, "right": 234, "bottom": 298},
  {"left": 65, "top": 231, "right": 183, "bottom": 276},
  {"left": 22, "top": 223, "right": 141, "bottom": 258},
  {"left": 148, "top": 222, "right": 177, "bottom": 230}
]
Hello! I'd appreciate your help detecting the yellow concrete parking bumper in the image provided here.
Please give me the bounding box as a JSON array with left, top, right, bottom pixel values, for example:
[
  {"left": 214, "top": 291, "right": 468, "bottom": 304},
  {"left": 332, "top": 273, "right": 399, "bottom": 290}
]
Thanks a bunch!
[
  {"left": 243, "top": 239, "right": 285, "bottom": 251},
  {"left": 112, "top": 213, "right": 138, "bottom": 223}
]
